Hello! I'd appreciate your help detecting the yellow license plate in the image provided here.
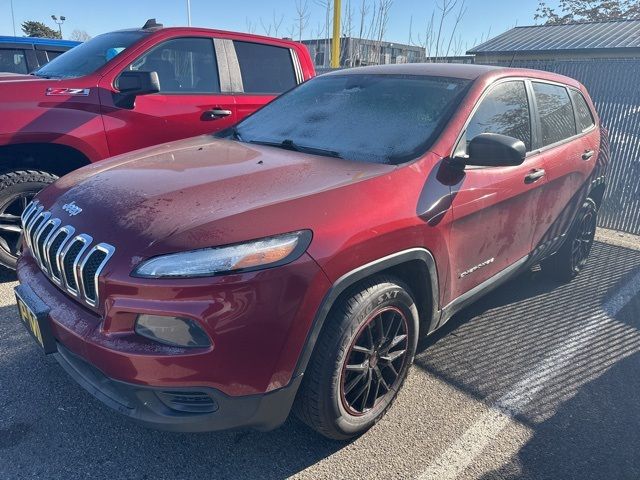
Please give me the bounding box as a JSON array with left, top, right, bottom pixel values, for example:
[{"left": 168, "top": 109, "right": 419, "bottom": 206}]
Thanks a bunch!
[{"left": 15, "top": 287, "right": 54, "bottom": 353}]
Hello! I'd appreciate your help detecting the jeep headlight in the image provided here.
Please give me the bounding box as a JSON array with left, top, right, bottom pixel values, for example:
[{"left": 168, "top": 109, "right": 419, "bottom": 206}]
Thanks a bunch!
[{"left": 132, "top": 230, "right": 312, "bottom": 278}]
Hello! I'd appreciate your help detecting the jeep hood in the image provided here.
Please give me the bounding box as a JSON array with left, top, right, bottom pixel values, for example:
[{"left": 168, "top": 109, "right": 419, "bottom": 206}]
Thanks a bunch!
[{"left": 36, "top": 136, "right": 395, "bottom": 260}]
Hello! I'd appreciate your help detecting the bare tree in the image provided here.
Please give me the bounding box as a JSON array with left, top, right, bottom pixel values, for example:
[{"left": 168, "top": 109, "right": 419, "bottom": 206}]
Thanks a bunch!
[
  {"left": 260, "top": 11, "right": 285, "bottom": 37},
  {"left": 70, "top": 29, "right": 91, "bottom": 41},
  {"left": 294, "top": 0, "right": 311, "bottom": 41},
  {"left": 245, "top": 17, "right": 257, "bottom": 34},
  {"left": 416, "top": 0, "right": 468, "bottom": 62}
]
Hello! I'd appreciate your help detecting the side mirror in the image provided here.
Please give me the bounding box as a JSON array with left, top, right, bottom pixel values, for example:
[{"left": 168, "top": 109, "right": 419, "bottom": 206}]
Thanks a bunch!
[
  {"left": 113, "top": 70, "right": 160, "bottom": 109},
  {"left": 464, "top": 133, "right": 526, "bottom": 167}
]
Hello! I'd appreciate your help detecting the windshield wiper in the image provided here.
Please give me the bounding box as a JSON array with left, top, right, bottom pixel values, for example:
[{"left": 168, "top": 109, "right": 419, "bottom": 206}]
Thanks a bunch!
[{"left": 248, "top": 139, "right": 341, "bottom": 158}]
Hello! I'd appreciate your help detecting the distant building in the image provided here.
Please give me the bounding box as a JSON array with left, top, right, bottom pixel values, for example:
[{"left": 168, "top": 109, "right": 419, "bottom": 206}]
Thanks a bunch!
[
  {"left": 302, "top": 37, "right": 425, "bottom": 68},
  {"left": 468, "top": 19, "right": 640, "bottom": 63}
]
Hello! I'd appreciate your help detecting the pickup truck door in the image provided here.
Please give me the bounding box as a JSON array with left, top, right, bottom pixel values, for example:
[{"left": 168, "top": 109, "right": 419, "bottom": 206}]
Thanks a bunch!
[{"left": 98, "top": 36, "right": 237, "bottom": 157}]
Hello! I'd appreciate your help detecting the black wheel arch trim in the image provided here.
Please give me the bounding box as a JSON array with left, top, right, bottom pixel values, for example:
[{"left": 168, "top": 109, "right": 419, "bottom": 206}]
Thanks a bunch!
[{"left": 293, "top": 248, "right": 440, "bottom": 379}]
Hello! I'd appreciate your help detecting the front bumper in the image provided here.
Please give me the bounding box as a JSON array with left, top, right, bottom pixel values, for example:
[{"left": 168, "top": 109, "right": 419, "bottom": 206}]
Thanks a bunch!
[
  {"left": 55, "top": 341, "right": 301, "bottom": 432},
  {"left": 16, "top": 250, "right": 330, "bottom": 431}
]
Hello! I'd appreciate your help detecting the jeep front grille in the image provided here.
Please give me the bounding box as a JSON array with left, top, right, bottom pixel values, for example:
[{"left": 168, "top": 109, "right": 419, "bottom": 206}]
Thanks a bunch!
[{"left": 21, "top": 200, "right": 115, "bottom": 307}]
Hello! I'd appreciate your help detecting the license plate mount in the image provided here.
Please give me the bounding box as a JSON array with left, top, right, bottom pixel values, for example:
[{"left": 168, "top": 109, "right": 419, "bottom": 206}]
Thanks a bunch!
[{"left": 14, "top": 284, "right": 56, "bottom": 354}]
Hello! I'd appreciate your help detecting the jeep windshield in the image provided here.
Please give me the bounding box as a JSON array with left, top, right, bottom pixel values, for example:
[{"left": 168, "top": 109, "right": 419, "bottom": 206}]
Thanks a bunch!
[
  {"left": 33, "top": 31, "right": 147, "bottom": 79},
  {"left": 227, "top": 74, "right": 470, "bottom": 165}
]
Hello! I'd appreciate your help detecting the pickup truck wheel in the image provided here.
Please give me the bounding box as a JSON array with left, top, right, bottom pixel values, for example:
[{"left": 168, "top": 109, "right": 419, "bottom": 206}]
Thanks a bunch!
[
  {"left": 543, "top": 198, "right": 598, "bottom": 282},
  {"left": 0, "top": 170, "right": 58, "bottom": 270},
  {"left": 294, "top": 276, "right": 419, "bottom": 440}
]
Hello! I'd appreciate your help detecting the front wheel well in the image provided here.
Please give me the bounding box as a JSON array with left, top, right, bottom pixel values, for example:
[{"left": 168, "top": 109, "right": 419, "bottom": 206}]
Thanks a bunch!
[
  {"left": 0, "top": 143, "right": 91, "bottom": 177},
  {"left": 331, "top": 258, "right": 436, "bottom": 335}
]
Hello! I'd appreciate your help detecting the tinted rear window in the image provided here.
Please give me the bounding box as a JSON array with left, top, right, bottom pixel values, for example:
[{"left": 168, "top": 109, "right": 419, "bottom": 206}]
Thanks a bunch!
[
  {"left": 233, "top": 41, "right": 297, "bottom": 94},
  {"left": 533, "top": 82, "right": 577, "bottom": 146},
  {"left": 230, "top": 74, "right": 470, "bottom": 165}
]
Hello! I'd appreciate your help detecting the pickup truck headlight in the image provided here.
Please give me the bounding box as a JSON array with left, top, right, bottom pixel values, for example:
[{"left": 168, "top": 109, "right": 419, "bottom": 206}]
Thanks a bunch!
[{"left": 132, "top": 230, "right": 312, "bottom": 278}]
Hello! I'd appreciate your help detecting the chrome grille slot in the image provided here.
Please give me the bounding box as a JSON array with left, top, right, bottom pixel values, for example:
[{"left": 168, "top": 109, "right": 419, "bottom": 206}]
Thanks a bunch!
[
  {"left": 61, "top": 235, "right": 92, "bottom": 295},
  {"left": 34, "top": 219, "right": 58, "bottom": 271},
  {"left": 79, "top": 244, "right": 114, "bottom": 306},
  {"left": 46, "top": 226, "right": 74, "bottom": 282},
  {"left": 21, "top": 201, "right": 115, "bottom": 307}
]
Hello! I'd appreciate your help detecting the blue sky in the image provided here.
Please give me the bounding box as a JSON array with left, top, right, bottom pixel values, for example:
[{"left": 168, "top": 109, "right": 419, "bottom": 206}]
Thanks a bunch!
[{"left": 1, "top": 0, "right": 556, "bottom": 53}]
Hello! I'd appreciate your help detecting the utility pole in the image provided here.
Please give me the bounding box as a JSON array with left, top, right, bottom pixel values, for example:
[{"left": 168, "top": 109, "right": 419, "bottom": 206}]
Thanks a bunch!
[
  {"left": 51, "top": 15, "right": 66, "bottom": 37},
  {"left": 187, "top": 0, "right": 192, "bottom": 26},
  {"left": 331, "top": 0, "right": 341, "bottom": 68},
  {"left": 10, "top": 0, "right": 16, "bottom": 36}
]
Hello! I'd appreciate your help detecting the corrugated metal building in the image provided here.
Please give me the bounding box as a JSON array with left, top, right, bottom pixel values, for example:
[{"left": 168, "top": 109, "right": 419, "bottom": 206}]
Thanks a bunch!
[{"left": 469, "top": 20, "right": 640, "bottom": 235}]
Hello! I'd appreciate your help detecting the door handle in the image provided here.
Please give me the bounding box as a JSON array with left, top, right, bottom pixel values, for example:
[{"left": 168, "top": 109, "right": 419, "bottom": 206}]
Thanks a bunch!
[
  {"left": 524, "top": 169, "right": 546, "bottom": 184},
  {"left": 582, "top": 150, "right": 594, "bottom": 160},
  {"left": 202, "top": 109, "right": 232, "bottom": 120}
]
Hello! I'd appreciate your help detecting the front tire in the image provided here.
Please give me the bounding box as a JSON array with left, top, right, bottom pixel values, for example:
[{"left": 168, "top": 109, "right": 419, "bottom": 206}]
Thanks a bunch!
[
  {"left": 542, "top": 198, "right": 598, "bottom": 282},
  {"left": 294, "top": 275, "right": 419, "bottom": 440},
  {"left": 0, "top": 170, "right": 58, "bottom": 269}
]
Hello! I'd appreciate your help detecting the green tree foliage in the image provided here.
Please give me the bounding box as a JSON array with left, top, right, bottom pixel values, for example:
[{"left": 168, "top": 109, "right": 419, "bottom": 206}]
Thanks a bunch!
[
  {"left": 21, "top": 21, "right": 62, "bottom": 39},
  {"left": 535, "top": 0, "right": 640, "bottom": 24}
]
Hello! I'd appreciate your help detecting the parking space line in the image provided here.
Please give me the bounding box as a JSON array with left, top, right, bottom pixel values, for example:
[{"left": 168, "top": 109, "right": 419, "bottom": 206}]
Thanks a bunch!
[{"left": 417, "top": 269, "right": 640, "bottom": 480}]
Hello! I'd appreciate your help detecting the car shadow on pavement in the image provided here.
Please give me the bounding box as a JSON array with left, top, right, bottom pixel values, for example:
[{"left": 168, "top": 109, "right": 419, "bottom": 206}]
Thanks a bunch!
[
  {"left": 414, "top": 241, "right": 640, "bottom": 479},
  {"left": 0, "top": 304, "right": 344, "bottom": 479},
  {"left": 2, "top": 241, "right": 640, "bottom": 479}
]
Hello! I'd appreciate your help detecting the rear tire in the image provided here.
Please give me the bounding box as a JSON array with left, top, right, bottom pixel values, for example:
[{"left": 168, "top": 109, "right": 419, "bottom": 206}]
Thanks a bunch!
[
  {"left": 294, "top": 275, "right": 419, "bottom": 440},
  {"left": 0, "top": 170, "right": 58, "bottom": 270},
  {"left": 542, "top": 198, "right": 598, "bottom": 282}
]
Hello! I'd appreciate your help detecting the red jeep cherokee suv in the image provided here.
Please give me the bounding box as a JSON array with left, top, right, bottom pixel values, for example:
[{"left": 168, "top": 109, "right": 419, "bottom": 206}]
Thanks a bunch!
[
  {"left": 0, "top": 19, "right": 314, "bottom": 268},
  {"left": 15, "top": 64, "right": 609, "bottom": 439}
]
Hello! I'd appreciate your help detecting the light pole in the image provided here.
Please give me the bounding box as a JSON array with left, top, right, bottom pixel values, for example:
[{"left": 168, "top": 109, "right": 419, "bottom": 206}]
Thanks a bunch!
[
  {"left": 187, "top": 0, "right": 192, "bottom": 26},
  {"left": 51, "top": 14, "right": 66, "bottom": 38},
  {"left": 10, "top": 0, "right": 16, "bottom": 36},
  {"left": 331, "top": 0, "right": 341, "bottom": 68}
]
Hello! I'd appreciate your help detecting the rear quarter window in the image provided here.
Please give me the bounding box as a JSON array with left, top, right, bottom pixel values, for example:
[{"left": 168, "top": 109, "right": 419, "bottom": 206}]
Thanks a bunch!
[
  {"left": 233, "top": 41, "right": 297, "bottom": 94},
  {"left": 532, "top": 82, "right": 577, "bottom": 147},
  {"left": 570, "top": 90, "right": 596, "bottom": 132}
]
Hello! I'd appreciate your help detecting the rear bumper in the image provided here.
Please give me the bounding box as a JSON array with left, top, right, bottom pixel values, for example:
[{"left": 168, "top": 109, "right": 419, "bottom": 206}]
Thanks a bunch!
[{"left": 55, "top": 341, "right": 302, "bottom": 432}]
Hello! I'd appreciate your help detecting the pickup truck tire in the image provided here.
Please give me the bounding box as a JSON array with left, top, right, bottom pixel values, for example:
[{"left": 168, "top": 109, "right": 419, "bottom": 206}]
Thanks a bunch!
[
  {"left": 0, "top": 170, "right": 58, "bottom": 270},
  {"left": 543, "top": 198, "right": 598, "bottom": 282},
  {"left": 294, "top": 275, "right": 418, "bottom": 440}
]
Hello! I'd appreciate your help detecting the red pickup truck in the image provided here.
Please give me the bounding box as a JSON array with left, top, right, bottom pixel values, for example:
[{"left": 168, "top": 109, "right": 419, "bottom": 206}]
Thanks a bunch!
[{"left": 0, "top": 19, "right": 315, "bottom": 268}]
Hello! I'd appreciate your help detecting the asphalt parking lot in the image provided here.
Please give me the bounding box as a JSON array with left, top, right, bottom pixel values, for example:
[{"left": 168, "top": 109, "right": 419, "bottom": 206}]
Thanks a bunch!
[{"left": 1, "top": 234, "right": 639, "bottom": 480}]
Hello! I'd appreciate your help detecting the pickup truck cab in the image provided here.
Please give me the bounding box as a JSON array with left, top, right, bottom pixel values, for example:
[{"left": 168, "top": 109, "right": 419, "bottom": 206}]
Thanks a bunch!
[
  {"left": 0, "top": 36, "right": 79, "bottom": 74},
  {"left": 0, "top": 19, "right": 315, "bottom": 268}
]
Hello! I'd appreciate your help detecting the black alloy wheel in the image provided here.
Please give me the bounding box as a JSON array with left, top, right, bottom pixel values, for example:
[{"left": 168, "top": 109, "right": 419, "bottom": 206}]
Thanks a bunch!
[
  {"left": 340, "top": 306, "right": 410, "bottom": 416},
  {"left": 0, "top": 170, "right": 58, "bottom": 269}
]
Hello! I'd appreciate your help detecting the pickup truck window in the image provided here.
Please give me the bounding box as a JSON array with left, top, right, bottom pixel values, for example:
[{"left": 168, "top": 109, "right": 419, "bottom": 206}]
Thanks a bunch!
[
  {"left": 0, "top": 49, "right": 27, "bottom": 74},
  {"left": 128, "top": 37, "right": 220, "bottom": 94},
  {"left": 233, "top": 41, "right": 297, "bottom": 94},
  {"left": 34, "top": 31, "right": 146, "bottom": 79}
]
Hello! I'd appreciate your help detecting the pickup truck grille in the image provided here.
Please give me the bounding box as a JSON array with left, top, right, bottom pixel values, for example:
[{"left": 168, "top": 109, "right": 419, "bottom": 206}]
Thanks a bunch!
[{"left": 21, "top": 201, "right": 115, "bottom": 308}]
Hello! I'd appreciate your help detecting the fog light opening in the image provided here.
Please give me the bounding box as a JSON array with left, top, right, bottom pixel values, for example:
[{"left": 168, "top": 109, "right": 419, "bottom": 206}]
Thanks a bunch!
[{"left": 135, "top": 314, "right": 211, "bottom": 348}]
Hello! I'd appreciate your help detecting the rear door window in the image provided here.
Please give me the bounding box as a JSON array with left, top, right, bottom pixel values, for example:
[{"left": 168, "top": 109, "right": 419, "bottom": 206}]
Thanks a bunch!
[
  {"left": 128, "top": 37, "right": 220, "bottom": 94},
  {"left": 532, "top": 82, "right": 577, "bottom": 146},
  {"left": 0, "top": 49, "right": 28, "bottom": 74},
  {"left": 233, "top": 41, "right": 297, "bottom": 94},
  {"left": 570, "top": 90, "right": 595, "bottom": 132},
  {"left": 466, "top": 80, "right": 532, "bottom": 151}
]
